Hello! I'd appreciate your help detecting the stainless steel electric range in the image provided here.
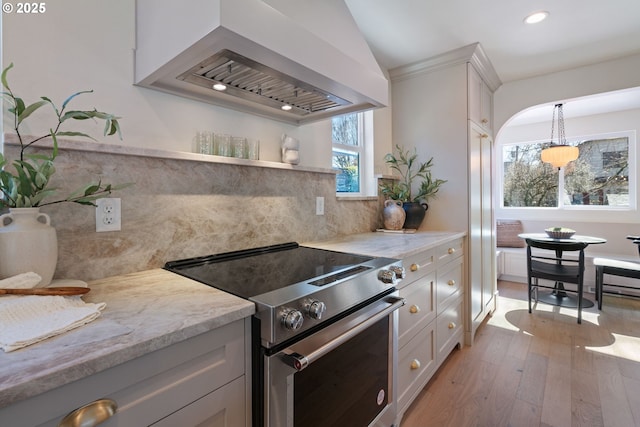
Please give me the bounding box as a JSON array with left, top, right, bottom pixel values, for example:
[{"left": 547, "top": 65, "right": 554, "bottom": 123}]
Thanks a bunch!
[{"left": 165, "top": 242, "right": 405, "bottom": 427}]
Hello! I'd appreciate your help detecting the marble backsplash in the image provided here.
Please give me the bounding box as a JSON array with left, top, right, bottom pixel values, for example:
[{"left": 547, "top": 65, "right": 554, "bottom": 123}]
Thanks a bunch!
[{"left": 2, "top": 141, "right": 382, "bottom": 282}]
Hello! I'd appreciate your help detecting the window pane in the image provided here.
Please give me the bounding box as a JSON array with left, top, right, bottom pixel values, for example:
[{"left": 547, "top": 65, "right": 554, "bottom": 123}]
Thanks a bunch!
[
  {"left": 564, "top": 137, "right": 629, "bottom": 206},
  {"left": 332, "top": 114, "right": 359, "bottom": 146},
  {"left": 502, "top": 142, "right": 558, "bottom": 207},
  {"left": 333, "top": 150, "right": 360, "bottom": 193}
]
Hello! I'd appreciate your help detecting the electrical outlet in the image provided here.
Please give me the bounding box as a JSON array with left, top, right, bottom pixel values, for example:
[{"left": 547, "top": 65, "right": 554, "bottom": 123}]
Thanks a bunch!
[
  {"left": 96, "top": 198, "right": 121, "bottom": 232},
  {"left": 316, "top": 196, "right": 325, "bottom": 215}
]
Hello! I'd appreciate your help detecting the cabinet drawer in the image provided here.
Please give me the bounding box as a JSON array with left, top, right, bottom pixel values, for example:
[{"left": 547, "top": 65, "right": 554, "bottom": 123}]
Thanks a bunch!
[
  {"left": 398, "top": 271, "right": 436, "bottom": 348},
  {"left": 400, "top": 248, "right": 436, "bottom": 287},
  {"left": 436, "top": 256, "right": 463, "bottom": 313},
  {"left": 397, "top": 322, "right": 436, "bottom": 413},
  {"left": 152, "top": 376, "right": 245, "bottom": 427},
  {"left": 436, "top": 299, "right": 463, "bottom": 365},
  {"left": 436, "top": 238, "right": 463, "bottom": 265}
]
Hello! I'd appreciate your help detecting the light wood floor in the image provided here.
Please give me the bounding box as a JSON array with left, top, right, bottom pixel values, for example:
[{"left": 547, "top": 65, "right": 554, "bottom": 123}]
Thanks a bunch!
[{"left": 400, "top": 280, "right": 640, "bottom": 427}]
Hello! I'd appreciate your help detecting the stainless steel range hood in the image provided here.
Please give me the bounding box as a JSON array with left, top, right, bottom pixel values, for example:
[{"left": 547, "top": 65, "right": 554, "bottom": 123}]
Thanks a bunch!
[{"left": 134, "top": 0, "right": 389, "bottom": 125}]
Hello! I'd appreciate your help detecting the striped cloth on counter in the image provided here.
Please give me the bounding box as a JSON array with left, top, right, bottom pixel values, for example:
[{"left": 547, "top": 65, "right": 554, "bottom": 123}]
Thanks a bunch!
[{"left": 0, "top": 294, "right": 105, "bottom": 352}]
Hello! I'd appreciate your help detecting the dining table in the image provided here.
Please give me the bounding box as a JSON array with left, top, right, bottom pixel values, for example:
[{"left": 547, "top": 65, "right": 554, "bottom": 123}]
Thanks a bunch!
[{"left": 518, "top": 233, "right": 607, "bottom": 308}]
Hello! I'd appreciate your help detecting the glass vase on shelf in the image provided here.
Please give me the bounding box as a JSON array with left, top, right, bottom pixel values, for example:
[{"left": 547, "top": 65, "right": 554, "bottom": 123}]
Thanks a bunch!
[
  {"left": 194, "top": 131, "right": 213, "bottom": 155},
  {"left": 215, "top": 133, "right": 231, "bottom": 157},
  {"left": 247, "top": 138, "right": 260, "bottom": 160},
  {"left": 232, "top": 136, "right": 247, "bottom": 159}
]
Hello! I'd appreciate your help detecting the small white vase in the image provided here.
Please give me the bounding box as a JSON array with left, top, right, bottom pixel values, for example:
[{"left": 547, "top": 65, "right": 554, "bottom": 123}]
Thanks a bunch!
[{"left": 0, "top": 208, "right": 58, "bottom": 286}]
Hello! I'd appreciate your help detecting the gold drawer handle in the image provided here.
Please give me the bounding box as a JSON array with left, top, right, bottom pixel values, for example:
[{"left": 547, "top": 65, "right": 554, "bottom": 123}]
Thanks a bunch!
[
  {"left": 410, "top": 263, "right": 419, "bottom": 272},
  {"left": 448, "top": 247, "right": 455, "bottom": 255},
  {"left": 481, "top": 118, "right": 488, "bottom": 124},
  {"left": 448, "top": 280, "right": 455, "bottom": 286},
  {"left": 409, "top": 305, "right": 420, "bottom": 314},
  {"left": 448, "top": 322, "right": 456, "bottom": 329},
  {"left": 410, "top": 359, "right": 421, "bottom": 370},
  {"left": 58, "top": 398, "right": 117, "bottom": 427}
]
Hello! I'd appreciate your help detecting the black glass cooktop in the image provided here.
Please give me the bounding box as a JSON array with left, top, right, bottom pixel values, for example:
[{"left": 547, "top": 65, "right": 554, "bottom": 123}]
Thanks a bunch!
[{"left": 164, "top": 242, "right": 373, "bottom": 299}]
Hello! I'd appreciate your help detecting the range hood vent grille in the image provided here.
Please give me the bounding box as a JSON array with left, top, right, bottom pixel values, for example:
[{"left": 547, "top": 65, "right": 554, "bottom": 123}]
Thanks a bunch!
[{"left": 177, "top": 50, "right": 351, "bottom": 117}]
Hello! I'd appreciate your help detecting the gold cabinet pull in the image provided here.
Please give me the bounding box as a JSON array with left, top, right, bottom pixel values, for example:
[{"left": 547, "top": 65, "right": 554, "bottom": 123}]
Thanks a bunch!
[
  {"left": 448, "top": 322, "right": 456, "bottom": 329},
  {"left": 410, "top": 359, "right": 421, "bottom": 370},
  {"left": 410, "top": 263, "right": 419, "bottom": 272},
  {"left": 447, "top": 247, "right": 455, "bottom": 255},
  {"left": 58, "top": 398, "right": 117, "bottom": 427},
  {"left": 448, "top": 279, "right": 455, "bottom": 286},
  {"left": 481, "top": 133, "right": 489, "bottom": 138},
  {"left": 409, "top": 305, "right": 420, "bottom": 314},
  {"left": 481, "top": 118, "right": 488, "bottom": 124}
]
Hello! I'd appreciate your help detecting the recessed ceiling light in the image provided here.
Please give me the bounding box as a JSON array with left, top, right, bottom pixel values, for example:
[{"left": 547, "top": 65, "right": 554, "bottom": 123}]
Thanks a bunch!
[
  {"left": 212, "top": 83, "right": 227, "bottom": 91},
  {"left": 524, "top": 11, "right": 549, "bottom": 24},
  {"left": 281, "top": 104, "right": 293, "bottom": 111}
]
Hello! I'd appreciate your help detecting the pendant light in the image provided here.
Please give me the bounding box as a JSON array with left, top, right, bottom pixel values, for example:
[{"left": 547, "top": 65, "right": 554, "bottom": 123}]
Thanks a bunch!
[{"left": 541, "top": 103, "right": 579, "bottom": 169}]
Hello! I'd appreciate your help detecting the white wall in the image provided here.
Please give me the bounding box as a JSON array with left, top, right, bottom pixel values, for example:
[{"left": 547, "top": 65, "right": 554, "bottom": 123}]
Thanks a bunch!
[
  {"left": 1, "top": 0, "right": 393, "bottom": 170},
  {"left": 390, "top": 62, "right": 469, "bottom": 231},
  {"left": 494, "top": 53, "right": 640, "bottom": 133}
]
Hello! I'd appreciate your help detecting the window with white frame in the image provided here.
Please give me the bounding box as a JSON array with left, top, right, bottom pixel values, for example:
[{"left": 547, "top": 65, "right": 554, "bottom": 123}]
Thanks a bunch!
[
  {"left": 500, "top": 131, "right": 635, "bottom": 210},
  {"left": 332, "top": 113, "right": 365, "bottom": 194}
]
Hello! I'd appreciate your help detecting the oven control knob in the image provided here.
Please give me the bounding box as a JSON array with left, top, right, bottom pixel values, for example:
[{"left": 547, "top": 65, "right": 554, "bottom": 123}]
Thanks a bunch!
[
  {"left": 378, "top": 269, "right": 398, "bottom": 285},
  {"left": 305, "top": 300, "right": 327, "bottom": 320},
  {"left": 389, "top": 266, "right": 406, "bottom": 279},
  {"left": 282, "top": 309, "right": 304, "bottom": 330}
]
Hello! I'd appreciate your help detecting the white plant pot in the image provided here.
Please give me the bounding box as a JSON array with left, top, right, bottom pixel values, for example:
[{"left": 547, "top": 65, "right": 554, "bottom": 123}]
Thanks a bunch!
[{"left": 0, "top": 208, "right": 58, "bottom": 286}]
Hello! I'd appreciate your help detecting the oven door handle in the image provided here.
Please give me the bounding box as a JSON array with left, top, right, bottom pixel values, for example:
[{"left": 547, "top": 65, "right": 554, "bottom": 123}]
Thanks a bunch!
[{"left": 281, "top": 296, "right": 405, "bottom": 371}]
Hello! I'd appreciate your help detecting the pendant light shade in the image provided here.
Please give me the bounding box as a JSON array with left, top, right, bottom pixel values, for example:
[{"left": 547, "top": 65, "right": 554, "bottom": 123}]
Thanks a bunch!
[
  {"left": 541, "top": 144, "right": 579, "bottom": 169},
  {"left": 541, "top": 103, "right": 578, "bottom": 169}
]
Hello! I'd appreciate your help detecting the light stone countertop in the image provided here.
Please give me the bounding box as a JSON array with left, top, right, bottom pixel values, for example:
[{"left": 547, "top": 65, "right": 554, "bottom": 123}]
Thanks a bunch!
[
  {"left": 304, "top": 230, "right": 467, "bottom": 259},
  {"left": 0, "top": 268, "right": 255, "bottom": 409}
]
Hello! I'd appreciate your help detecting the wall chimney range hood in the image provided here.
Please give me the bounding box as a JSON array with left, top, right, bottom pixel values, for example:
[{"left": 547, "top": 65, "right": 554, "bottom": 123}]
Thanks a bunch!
[{"left": 134, "top": 0, "right": 389, "bottom": 125}]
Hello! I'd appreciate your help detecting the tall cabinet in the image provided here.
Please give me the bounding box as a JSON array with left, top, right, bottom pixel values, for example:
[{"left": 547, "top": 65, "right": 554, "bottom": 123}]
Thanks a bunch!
[{"left": 389, "top": 43, "right": 501, "bottom": 344}]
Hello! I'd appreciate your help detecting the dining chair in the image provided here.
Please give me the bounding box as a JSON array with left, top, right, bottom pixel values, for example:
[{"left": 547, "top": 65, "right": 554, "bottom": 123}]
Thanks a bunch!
[
  {"left": 526, "top": 238, "right": 588, "bottom": 323},
  {"left": 594, "top": 236, "right": 640, "bottom": 310}
]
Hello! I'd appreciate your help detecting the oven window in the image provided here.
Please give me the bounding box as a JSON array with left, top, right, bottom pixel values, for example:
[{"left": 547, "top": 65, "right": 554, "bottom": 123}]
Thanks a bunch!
[{"left": 294, "top": 317, "right": 390, "bottom": 427}]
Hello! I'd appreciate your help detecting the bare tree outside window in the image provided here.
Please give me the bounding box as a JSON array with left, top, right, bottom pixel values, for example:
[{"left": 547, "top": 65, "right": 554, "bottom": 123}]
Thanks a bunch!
[
  {"left": 502, "top": 136, "right": 629, "bottom": 208},
  {"left": 332, "top": 114, "right": 359, "bottom": 146},
  {"left": 565, "top": 137, "right": 629, "bottom": 206},
  {"left": 503, "top": 142, "right": 558, "bottom": 207}
]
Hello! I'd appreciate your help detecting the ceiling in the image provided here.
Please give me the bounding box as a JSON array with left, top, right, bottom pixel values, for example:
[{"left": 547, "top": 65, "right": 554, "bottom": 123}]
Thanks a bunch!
[{"left": 344, "top": 0, "right": 640, "bottom": 124}]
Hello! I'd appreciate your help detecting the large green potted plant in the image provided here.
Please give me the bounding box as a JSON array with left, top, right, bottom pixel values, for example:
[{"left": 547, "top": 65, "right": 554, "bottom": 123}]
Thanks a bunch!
[
  {"left": 380, "top": 144, "right": 447, "bottom": 229},
  {"left": 0, "top": 63, "right": 125, "bottom": 285}
]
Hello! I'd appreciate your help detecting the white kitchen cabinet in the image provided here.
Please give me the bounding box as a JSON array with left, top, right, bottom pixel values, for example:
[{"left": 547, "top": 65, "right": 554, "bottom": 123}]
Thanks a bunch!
[
  {"left": 397, "top": 319, "right": 436, "bottom": 415},
  {"left": 468, "top": 122, "right": 498, "bottom": 339},
  {"left": 433, "top": 240, "right": 464, "bottom": 366},
  {"left": 398, "top": 270, "right": 436, "bottom": 348},
  {"left": 0, "top": 319, "right": 250, "bottom": 427},
  {"left": 468, "top": 63, "right": 493, "bottom": 133},
  {"left": 396, "top": 238, "right": 464, "bottom": 425},
  {"left": 390, "top": 42, "right": 500, "bottom": 347},
  {"left": 435, "top": 297, "right": 463, "bottom": 365},
  {"left": 436, "top": 251, "right": 463, "bottom": 314}
]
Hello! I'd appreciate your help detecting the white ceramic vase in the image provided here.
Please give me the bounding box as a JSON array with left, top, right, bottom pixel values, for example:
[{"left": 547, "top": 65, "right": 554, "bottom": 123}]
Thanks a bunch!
[
  {"left": 382, "top": 200, "right": 406, "bottom": 230},
  {"left": 0, "top": 208, "right": 58, "bottom": 286}
]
